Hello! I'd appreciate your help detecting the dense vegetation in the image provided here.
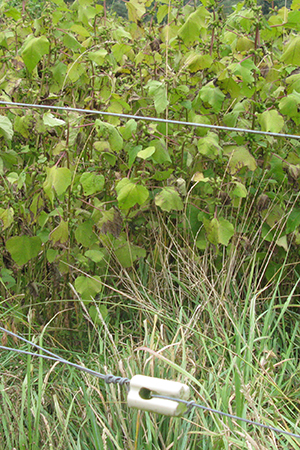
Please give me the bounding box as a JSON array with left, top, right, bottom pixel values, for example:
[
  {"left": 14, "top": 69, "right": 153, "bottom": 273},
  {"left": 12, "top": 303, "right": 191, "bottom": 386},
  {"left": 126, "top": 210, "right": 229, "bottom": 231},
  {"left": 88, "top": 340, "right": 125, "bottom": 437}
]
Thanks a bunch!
[{"left": 0, "top": 0, "right": 300, "bottom": 448}]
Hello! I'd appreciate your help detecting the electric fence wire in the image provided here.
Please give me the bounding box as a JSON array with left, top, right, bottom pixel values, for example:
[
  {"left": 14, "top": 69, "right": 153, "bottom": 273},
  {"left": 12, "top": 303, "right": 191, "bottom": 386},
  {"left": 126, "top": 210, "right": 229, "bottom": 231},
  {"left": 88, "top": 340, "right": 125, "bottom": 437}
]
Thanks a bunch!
[
  {"left": 1, "top": 327, "right": 300, "bottom": 440},
  {"left": 1, "top": 100, "right": 300, "bottom": 439},
  {"left": 0, "top": 326, "right": 129, "bottom": 385},
  {"left": 1, "top": 100, "right": 300, "bottom": 140}
]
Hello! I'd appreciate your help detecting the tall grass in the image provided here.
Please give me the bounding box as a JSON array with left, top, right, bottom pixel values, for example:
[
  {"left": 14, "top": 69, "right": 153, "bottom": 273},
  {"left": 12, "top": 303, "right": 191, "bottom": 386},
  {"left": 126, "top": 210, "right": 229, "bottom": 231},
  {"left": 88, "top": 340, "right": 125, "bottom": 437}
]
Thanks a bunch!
[{"left": 0, "top": 214, "right": 300, "bottom": 449}]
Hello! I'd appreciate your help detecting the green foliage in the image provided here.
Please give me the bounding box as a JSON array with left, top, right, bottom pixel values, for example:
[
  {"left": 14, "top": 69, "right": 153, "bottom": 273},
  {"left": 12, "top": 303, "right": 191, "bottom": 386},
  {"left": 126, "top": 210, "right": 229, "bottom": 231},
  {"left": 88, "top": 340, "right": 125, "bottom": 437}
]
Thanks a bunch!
[{"left": 0, "top": 0, "right": 300, "bottom": 336}]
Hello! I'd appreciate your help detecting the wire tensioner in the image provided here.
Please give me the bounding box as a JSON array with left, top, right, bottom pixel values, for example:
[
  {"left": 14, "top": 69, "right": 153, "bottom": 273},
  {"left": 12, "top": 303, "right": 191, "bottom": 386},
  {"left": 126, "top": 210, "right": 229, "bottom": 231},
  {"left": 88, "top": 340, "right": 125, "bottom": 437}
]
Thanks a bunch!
[{"left": 127, "top": 375, "right": 190, "bottom": 416}]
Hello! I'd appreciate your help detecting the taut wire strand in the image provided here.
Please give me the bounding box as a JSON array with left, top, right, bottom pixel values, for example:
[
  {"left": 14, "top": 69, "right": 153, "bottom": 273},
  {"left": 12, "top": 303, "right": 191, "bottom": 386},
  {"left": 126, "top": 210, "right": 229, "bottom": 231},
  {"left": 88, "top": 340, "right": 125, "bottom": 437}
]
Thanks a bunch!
[
  {"left": 0, "top": 327, "right": 130, "bottom": 385},
  {"left": 1, "top": 327, "right": 300, "bottom": 438},
  {"left": 0, "top": 100, "right": 300, "bottom": 140},
  {"left": 151, "top": 394, "right": 300, "bottom": 439}
]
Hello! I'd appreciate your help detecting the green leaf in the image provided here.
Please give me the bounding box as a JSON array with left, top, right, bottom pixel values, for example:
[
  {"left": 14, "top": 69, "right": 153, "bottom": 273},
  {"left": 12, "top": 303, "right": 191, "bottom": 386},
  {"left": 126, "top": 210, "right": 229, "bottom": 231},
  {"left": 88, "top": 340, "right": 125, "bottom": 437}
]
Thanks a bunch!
[
  {"left": 67, "top": 62, "right": 85, "bottom": 82},
  {"left": 281, "top": 36, "right": 300, "bottom": 65},
  {"left": 43, "top": 167, "right": 72, "bottom": 204},
  {"left": 155, "top": 187, "right": 184, "bottom": 212},
  {"left": 0, "top": 207, "right": 14, "bottom": 230},
  {"left": 183, "top": 52, "right": 213, "bottom": 72},
  {"left": 88, "top": 304, "right": 108, "bottom": 323},
  {"left": 50, "top": 220, "right": 69, "bottom": 244},
  {"left": 116, "top": 178, "right": 149, "bottom": 209},
  {"left": 137, "top": 146, "right": 156, "bottom": 160},
  {"left": 74, "top": 275, "right": 102, "bottom": 302},
  {"left": 127, "top": 145, "right": 142, "bottom": 168},
  {"left": 6, "top": 236, "right": 42, "bottom": 266},
  {"left": 262, "top": 205, "right": 284, "bottom": 228},
  {"left": 75, "top": 220, "right": 98, "bottom": 247},
  {"left": 0, "top": 268, "right": 16, "bottom": 289},
  {"left": 4, "top": 8, "right": 22, "bottom": 20},
  {"left": 21, "top": 36, "right": 50, "bottom": 73},
  {"left": 231, "top": 181, "right": 247, "bottom": 198},
  {"left": 199, "top": 82, "right": 225, "bottom": 113},
  {"left": 157, "top": 5, "right": 169, "bottom": 23},
  {"left": 95, "top": 120, "right": 123, "bottom": 152},
  {"left": 120, "top": 119, "right": 137, "bottom": 141},
  {"left": 63, "top": 33, "right": 83, "bottom": 51},
  {"left": 46, "top": 249, "right": 58, "bottom": 263},
  {"left": 279, "top": 91, "right": 300, "bottom": 117},
  {"left": 88, "top": 49, "right": 108, "bottom": 66},
  {"left": 224, "top": 146, "right": 257, "bottom": 174},
  {"left": 85, "top": 249, "right": 105, "bottom": 263},
  {"left": 80, "top": 172, "right": 105, "bottom": 196},
  {"left": 152, "top": 139, "right": 172, "bottom": 164},
  {"left": 0, "top": 115, "right": 13, "bottom": 140},
  {"left": 204, "top": 217, "right": 234, "bottom": 246},
  {"left": 70, "top": 24, "right": 90, "bottom": 38},
  {"left": 43, "top": 113, "right": 66, "bottom": 128},
  {"left": 286, "top": 208, "right": 300, "bottom": 234},
  {"left": 114, "top": 241, "right": 146, "bottom": 268},
  {"left": 197, "top": 132, "right": 221, "bottom": 159},
  {"left": 257, "top": 110, "right": 284, "bottom": 133},
  {"left": 178, "top": 7, "right": 210, "bottom": 45},
  {"left": 126, "top": 0, "right": 146, "bottom": 22},
  {"left": 146, "top": 80, "right": 169, "bottom": 114}
]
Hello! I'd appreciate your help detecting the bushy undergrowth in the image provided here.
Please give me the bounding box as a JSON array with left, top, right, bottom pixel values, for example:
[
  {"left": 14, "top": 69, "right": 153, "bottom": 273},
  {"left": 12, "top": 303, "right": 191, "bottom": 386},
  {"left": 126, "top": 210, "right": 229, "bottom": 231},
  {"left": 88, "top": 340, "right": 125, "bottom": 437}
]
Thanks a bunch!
[
  {"left": 0, "top": 0, "right": 300, "bottom": 447},
  {"left": 1, "top": 226, "right": 300, "bottom": 449}
]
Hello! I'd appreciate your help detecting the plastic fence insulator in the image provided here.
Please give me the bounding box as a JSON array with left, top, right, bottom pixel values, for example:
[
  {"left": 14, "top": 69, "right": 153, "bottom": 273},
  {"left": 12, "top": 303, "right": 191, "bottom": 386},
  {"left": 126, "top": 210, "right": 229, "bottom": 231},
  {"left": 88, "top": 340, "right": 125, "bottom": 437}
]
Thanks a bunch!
[{"left": 127, "top": 375, "right": 190, "bottom": 416}]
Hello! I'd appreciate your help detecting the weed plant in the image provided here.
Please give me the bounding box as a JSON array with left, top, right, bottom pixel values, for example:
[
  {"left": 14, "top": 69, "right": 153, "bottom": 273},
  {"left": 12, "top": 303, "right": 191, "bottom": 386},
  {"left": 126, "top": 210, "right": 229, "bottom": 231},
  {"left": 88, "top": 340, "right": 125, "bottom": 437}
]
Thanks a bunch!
[
  {"left": 1, "top": 0, "right": 300, "bottom": 448},
  {"left": 1, "top": 217, "right": 300, "bottom": 449}
]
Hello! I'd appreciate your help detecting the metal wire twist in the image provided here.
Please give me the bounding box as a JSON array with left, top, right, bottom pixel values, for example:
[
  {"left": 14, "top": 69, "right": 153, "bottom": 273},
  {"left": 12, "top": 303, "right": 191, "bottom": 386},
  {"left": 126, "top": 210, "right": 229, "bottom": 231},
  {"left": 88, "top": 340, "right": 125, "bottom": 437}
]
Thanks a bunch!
[{"left": 104, "top": 374, "right": 130, "bottom": 386}]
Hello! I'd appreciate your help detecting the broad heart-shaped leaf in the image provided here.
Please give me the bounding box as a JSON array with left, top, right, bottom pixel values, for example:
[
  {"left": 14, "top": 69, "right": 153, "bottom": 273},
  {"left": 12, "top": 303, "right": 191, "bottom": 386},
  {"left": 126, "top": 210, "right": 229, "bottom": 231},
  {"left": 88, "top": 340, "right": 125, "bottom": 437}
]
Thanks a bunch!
[
  {"left": 0, "top": 115, "right": 13, "bottom": 140},
  {"left": 50, "top": 220, "right": 69, "bottom": 244},
  {"left": 88, "top": 49, "right": 108, "bottom": 66},
  {"left": 74, "top": 275, "right": 102, "bottom": 302},
  {"left": 197, "top": 132, "right": 221, "bottom": 159},
  {"left": 279, "top": 91, "right": 300, "bottom": 117},
  {"left": 85, "top": 249, "right": 105, "bottom": 263},
  {"left": 95, "top": 120, "right": 123, "bottom": 152},
  {"left": 6, "top": 235, "right": 42, "bottom": 266},
  {"left": 43, "top": 113, "right": 66, "bottom": 128},
  {"left": 183, "top": 52, "right": 213, "bottom": 72},
  {"left": 281, "top": 36, "right": 300, "bottom": 65},
  {"left": 43, "top": 167, "right": 72, "bottom": 204},
  {"left": 146, "top": 80, "right": 169, "bottom": 114},
  {"left": 257, "top": 110, "right": 284, "bottom": 133},
  {"left": 224, "top": 146, "right": 257, "bottom": 174},
  {"left": 114, "top": 239, "right": 146, "bottom": 268},
  {"left": 120, "top": 119, "right": 137, "bottom": 141},
  {"left": 126, "top": 0, "right": 146, "bottom": 22},
  {"left": 178, "top": 6, "right": 210, "bottom": 45},
  {"left": 116, "top": 178, "right": 149, "bottom": 209},
  {"left": 199, "top": 82, "right": 225, "bottom": 113},
  {"left": 80, "top": 172, "right": 105, "bottom": 196},
  {"left": 75, "top": 219, "right": 98, "bottom": 247},
  {"left": 155, "top": 187, "right": 184, "bottom": 212},
  {"left": 204, "top": 217, "right": 234, "bottom": 246},
  {"left": 21, "top": 36, "right": 50, "bottom": 72}
]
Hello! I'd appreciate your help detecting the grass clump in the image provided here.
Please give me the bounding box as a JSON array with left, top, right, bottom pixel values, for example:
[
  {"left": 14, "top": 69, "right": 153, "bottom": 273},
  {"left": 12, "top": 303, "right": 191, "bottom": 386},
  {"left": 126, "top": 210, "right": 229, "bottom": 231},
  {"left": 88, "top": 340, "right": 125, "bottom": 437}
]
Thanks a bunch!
[{"left": 1, "top": 215, "right": 300, "bottom": 450}]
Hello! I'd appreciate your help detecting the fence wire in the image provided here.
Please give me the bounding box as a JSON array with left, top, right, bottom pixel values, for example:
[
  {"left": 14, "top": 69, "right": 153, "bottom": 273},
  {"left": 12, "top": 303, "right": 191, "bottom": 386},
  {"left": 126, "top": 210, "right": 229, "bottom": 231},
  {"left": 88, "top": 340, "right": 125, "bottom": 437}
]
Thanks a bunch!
[
  {"left": 1, "top": 99, "right": 300, "bottom": 441},
  {"left": 1, "top": 100, "right": 300, "bottom": 140},
  {"left": 1, "top": 327, "right": 300, "bottom": 440}
]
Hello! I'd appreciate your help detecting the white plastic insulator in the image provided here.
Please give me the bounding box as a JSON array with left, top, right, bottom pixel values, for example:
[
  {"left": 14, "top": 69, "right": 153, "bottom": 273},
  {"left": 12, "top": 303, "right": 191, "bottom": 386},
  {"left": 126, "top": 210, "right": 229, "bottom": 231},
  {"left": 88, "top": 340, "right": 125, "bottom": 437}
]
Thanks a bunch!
[{"left": 127, "top": 375, "right": 190, "bottom": 416}]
